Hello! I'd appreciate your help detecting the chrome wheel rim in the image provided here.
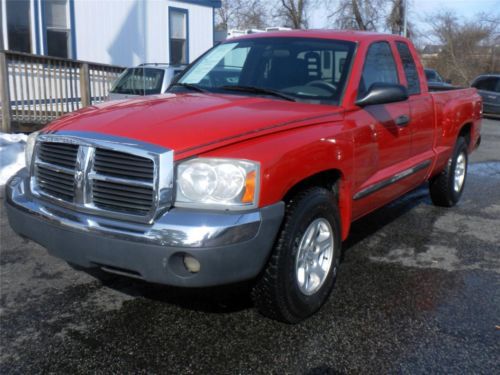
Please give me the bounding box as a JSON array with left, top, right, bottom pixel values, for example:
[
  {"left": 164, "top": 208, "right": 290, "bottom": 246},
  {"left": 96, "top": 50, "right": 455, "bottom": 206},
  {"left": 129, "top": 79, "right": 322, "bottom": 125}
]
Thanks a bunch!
[
  {"left": 454, "top": 152, "right": 466, "bottom": 192},
  {"left": 295, "top": 218, "right": 335, "bottom": 296}
]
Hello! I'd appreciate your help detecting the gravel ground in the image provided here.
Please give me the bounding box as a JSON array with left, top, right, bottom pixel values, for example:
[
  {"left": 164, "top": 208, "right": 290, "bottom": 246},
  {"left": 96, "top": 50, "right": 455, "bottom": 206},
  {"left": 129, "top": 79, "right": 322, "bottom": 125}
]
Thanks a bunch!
[{"left": 1, "top": 119, "right": 499, "bottom": 374}]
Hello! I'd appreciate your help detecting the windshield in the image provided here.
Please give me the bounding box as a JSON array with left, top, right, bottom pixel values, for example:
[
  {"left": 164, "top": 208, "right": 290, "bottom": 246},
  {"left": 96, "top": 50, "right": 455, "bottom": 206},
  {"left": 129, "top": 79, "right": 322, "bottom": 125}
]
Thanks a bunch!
[
  {"left": 110, "top": 67, "right": 165, "bottom": 95},
  {"left": 175, "top": 37, "right": 356, "bottom": 104}
]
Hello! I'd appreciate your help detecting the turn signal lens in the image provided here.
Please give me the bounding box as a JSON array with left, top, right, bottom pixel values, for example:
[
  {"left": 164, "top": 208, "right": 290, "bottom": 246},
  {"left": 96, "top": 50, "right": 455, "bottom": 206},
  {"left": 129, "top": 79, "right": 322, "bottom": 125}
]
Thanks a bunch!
[{"left": 241, "top": 170, "right": 256, "bottom": 204}]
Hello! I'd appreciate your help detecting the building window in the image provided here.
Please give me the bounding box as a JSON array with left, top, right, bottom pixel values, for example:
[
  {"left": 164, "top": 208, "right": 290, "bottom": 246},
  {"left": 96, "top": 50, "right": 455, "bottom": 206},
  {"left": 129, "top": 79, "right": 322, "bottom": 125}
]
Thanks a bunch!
[
  {"left": 44, "top": 0, "right": 72, "bottom": 58},
  {"left": 169, "top": 8, "right": 188, "bottom": 65},
  {"left": 6, "top": 0, "right": 32, "bottom": 53}
]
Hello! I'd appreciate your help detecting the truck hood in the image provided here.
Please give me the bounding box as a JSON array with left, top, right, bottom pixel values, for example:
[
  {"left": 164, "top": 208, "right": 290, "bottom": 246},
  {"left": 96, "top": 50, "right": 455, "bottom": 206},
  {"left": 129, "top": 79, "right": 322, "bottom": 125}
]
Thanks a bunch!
[{"left": 44, "top": 93, "right": 342, "bottom": 158}]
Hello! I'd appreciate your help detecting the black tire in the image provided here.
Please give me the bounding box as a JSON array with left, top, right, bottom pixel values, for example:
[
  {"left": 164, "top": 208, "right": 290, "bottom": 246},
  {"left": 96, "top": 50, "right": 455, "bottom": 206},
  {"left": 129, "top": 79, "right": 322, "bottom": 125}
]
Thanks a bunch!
[
  {"left": 429, "top": 137, "right": 468, "bottom": 207},
  {"left": 252, "top": 187, "right": 342, "bottom": 323}
]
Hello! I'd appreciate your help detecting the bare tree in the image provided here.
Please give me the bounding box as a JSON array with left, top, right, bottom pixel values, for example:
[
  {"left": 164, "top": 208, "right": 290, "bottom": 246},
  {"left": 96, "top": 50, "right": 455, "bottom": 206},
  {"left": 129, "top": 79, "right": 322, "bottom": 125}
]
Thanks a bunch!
[
  {"left": 386, "top": 0, "right": 416, "bottom": 38},
  {"left": 275, "top": 0, "right": 310, "bottom": 29},
  {"left": 386, "top": 0, "right": 403, "bottom": 34},
  {"left": 424, "top": 11, "right": 500, "bottom": 85},
  {"left": 216, "top": 0, "right": 237, "bottom": 30},
  {"left": 240, "top": 1, "right": 269, "bottom": 29},
  {"left": 329, "top": 0, "right": 385, "bottom": 31},
  {"left": 216, "top": 0, "right": 269, "bottom": 31}
]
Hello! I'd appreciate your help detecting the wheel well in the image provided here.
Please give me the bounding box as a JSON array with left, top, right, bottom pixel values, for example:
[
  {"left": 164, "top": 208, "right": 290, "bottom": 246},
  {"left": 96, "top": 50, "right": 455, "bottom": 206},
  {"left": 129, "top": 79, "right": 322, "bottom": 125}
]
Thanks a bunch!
[
  {"left": 459, "top": 123, "right": 472, "bottom": 147},
  {"left": 283, "top": 170, "right": 341, "bottom": 203}
]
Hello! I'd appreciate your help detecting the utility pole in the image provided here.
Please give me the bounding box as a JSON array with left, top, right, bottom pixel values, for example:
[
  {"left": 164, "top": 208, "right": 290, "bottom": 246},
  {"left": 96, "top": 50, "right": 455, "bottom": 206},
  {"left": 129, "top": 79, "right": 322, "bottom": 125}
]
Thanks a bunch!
[{"left": 403, "top": 0, "right": 408, "bottom": 37}]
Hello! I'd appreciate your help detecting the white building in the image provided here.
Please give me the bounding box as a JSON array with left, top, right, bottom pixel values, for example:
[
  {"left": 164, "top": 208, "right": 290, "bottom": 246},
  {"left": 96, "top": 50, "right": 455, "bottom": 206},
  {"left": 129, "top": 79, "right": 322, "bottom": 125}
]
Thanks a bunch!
[{"left": 0, "top": 0, "right": 221, "bottom": 66}]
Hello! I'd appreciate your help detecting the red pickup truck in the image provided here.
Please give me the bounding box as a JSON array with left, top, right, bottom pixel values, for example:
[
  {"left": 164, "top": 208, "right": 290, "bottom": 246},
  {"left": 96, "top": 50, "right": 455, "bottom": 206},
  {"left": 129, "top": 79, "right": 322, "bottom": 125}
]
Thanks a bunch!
[{"left": 6, "top": 31, "right": 482, "bottom": 323}]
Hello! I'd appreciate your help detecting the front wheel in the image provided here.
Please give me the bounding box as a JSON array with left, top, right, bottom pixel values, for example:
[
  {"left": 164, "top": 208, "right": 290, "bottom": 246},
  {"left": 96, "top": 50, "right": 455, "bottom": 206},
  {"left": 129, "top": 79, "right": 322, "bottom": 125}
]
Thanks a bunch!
[
  {"left": 252, "top": 187, "right": 341, "bottom": 323},
  {"left": 429, "top": 137, "right": 468, "bottom": 207}
]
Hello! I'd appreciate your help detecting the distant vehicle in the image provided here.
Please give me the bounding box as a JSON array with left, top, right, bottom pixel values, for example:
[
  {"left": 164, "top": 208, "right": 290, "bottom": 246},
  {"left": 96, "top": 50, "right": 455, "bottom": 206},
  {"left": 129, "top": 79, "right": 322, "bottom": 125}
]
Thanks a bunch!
[
  {"left": 107, "top": 64, "right": 186, "bottom": 101},
  {"left": 227, "top": 27, "right": 291, "bottom": 39},
  {"left": 471, "top": 74, "right": 500, "bottom": 117},
  {"left": 424, "top": 68, "right": 453, "bottom": 88},
  {"left": 227, "top": 29, "right": 265, "bottom": 39},
  {"left": 265, "top": 27, "right": 292, "bottom": 32}
]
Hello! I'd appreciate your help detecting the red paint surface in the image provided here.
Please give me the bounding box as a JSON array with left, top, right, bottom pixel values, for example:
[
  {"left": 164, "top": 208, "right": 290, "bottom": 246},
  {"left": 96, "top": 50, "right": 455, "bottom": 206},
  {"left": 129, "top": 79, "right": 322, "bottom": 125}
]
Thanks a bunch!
[{"left": 43, "top": 31, "right": 482, "bottom": 240}]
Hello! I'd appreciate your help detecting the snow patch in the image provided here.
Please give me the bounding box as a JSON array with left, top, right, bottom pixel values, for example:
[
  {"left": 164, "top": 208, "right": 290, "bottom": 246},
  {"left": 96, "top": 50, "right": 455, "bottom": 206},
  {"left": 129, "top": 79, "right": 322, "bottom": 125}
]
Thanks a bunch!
[{"left": 0, "top": 132, "right": 27, "bottom": 192}]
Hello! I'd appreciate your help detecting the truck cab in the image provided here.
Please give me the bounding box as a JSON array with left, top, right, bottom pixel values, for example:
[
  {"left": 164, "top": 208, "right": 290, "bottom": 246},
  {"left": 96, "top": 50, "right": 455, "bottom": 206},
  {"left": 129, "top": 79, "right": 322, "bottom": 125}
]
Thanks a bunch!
[{"left": 6, "top": 31, "right": 482, "bottom": 323}]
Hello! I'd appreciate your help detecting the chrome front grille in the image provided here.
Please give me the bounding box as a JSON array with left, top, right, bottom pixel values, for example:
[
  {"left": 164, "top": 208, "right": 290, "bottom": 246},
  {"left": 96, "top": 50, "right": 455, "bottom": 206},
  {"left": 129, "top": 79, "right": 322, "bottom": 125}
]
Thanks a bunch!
[
  {"left": 92, "top": 177, "right": 154, "bottom": 214},
  {"left": 94, "top": 148, "right": 154, "bottom": 181},
  {"left": 92, "top": 148, "right": 155, "bottom": 214},
  {"left": 35, "top": 164, "right": 75, "bottom": 201},
  {"left": 31, "top": 133, "right": 173, "bottom": 223},
  {"left": 38, "top": 142, "right": 79, "bottom": 168},
  {"left": 35, "top": 142, "right": 79, "bottom": 201}
]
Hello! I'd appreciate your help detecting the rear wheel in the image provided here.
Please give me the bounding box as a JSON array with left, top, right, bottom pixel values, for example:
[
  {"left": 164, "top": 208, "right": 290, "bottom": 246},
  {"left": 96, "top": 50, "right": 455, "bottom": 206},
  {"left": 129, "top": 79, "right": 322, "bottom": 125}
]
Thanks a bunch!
[
  {"left": 429, "top": 137, "right": 468, "bottom": 207},
  {"left": 252, "top": 187, "right": 341, "bottom": 323}
]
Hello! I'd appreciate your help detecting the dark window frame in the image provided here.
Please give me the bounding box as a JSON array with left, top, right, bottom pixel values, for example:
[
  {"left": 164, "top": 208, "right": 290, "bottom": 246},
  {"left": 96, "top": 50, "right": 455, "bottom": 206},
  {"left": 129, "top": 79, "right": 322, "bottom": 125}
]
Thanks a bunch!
[
  {"left": 6, "top": 0, "right": 32, "bottom": 53},
  {"left": 42, "top": 0, "right": 75, "bottom": 59},
  {"left": 169, "top": 7, "right": 189, "bottom": 65}
]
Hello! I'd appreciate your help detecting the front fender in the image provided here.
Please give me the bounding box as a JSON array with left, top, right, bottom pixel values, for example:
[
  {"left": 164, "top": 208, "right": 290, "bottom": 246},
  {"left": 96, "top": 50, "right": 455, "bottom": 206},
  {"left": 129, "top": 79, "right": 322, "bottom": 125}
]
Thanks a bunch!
[{"left": 202, "top": 121, "right": 355, "bottom": 239}]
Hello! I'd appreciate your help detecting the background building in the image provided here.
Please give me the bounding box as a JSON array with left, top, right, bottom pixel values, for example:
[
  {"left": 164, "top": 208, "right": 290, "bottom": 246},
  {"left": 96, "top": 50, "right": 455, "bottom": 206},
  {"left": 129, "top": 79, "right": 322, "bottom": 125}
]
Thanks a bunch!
[{"left": 1, "top": 0, "right": 221, "bottom": 66}]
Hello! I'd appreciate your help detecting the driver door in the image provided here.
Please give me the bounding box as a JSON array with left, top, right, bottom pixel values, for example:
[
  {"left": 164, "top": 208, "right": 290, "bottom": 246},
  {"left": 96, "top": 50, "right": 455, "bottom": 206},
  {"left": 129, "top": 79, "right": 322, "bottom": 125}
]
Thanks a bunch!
[{"left": 350, "top": 41, "right": 412, "bottom": 219}]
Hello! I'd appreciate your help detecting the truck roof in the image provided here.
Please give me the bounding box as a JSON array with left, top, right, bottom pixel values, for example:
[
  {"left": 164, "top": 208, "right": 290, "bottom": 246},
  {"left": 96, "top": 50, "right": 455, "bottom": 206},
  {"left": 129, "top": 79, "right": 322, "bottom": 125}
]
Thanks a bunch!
[{"left": 232, "top": 29, "right": 409, "bottom": 44}]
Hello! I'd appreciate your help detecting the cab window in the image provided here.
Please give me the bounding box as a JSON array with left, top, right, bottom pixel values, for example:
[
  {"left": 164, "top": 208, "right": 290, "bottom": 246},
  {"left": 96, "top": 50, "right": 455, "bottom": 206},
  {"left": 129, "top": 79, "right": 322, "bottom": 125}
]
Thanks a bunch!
[
  {"left": 358, "top": 42, "right": 399, "bottom": 98},
  {"left": 473, "top": 77, "right": 500, "bottom": 92},
  {"left": 396, "top": 42, "right": 420, "bottom": 95}
]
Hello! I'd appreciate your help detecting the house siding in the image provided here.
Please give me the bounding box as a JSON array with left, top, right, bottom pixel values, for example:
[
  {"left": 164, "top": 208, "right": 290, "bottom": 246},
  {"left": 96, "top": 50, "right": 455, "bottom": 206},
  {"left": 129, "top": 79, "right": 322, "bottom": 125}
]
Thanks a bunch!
[{"left": 1, "top": 0, "right": 217, "bottom": 67}]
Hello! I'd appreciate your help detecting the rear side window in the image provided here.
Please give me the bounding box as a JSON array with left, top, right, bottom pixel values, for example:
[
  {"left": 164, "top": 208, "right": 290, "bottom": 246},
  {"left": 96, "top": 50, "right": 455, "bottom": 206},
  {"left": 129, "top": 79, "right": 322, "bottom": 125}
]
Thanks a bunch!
[
  {"left": 358, "top": 42, "right": 399, "bottom": 98},
  {"left": 110, "top": 68, "right": 165, "bottom": 95},
  {"left": 396, "top": 42, "right": 420, "bottom": 95},
  {"left": 473, "top": 77, "right": 499, "bottom": 92}
]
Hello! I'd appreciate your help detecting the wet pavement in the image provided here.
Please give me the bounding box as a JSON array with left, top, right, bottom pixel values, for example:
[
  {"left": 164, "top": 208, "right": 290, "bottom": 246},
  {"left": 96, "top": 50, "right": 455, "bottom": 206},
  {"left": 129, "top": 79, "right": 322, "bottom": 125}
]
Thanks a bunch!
[{"left": 1, "top": 120, "right": 499, "bottom": 373}]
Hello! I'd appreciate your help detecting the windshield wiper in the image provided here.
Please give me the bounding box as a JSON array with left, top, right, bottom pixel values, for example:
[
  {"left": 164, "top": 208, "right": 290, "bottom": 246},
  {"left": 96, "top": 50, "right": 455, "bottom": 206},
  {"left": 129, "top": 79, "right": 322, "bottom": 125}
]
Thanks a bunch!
[
  {"left": 220, "top": 85, "right": 296, "bottom": 102},
  {"left": 170, "top": 83, "right": 207, "bottom": 93}
]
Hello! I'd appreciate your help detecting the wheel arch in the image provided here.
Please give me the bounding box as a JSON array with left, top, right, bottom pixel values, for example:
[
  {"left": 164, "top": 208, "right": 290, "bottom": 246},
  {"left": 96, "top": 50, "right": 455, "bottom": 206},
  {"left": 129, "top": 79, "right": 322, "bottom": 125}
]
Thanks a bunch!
[
  {"left": 458, "top": 122, "right": 472, "bottom": 148},
  {"left": 282, "top": 168, "right": 352, "bottom": 240}
]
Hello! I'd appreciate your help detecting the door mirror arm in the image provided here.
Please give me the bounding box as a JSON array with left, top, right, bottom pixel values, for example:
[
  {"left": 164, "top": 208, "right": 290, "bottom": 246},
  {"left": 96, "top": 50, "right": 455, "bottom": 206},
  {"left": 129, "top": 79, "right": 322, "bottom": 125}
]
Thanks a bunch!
[{"left": 356, "top": 83, "right": 409, "bottom": 107}]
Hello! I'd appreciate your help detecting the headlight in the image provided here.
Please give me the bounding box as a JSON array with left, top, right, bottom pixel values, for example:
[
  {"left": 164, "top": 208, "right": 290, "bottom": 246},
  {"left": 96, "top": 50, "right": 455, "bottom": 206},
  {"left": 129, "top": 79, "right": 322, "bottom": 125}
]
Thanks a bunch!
[
  {"left": 176, "top": 158, "right": 259, "bottom": 210},
  {"left": 25, "top": 131, "right": 40, "bottom": 170}
]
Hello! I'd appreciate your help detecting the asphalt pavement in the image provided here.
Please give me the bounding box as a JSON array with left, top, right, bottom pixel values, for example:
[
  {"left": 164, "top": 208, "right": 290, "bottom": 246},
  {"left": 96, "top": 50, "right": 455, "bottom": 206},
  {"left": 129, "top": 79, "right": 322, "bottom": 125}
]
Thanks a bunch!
[{"left": 1, "top": 119, "right": 499, "bottom": 373}]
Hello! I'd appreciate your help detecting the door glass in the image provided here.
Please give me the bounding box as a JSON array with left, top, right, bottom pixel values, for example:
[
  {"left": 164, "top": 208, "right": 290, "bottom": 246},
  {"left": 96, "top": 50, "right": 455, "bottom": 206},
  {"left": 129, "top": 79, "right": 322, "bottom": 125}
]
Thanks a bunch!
[
  {"left": 473, "top": 78, "right": 497, "bottom": 92},
  {"left": 495, "top": 78, "right": 500, "bottom": 93},
  {"left": 359, "top": 42, "right": 399, "bottom": 98},
  {"left": 110, "top": 68, "right": 165, "bottom": 95}
]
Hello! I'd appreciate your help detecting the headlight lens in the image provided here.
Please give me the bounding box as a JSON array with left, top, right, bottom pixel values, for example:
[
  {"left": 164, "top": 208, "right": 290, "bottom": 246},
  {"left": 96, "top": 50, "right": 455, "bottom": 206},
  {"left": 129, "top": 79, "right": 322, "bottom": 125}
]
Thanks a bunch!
[
  {"left": 25, "top": 131, "right": 40, "bottom": 170},
  {"left": 176, "top": 158, "right": 259, "bottom": 209}
]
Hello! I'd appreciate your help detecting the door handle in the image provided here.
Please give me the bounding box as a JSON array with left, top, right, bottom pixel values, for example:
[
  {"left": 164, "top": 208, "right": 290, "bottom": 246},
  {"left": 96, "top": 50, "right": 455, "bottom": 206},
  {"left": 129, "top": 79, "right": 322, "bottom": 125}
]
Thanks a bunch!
[{"left": 395, "top": 114, "right": 410, "bottom": 127}]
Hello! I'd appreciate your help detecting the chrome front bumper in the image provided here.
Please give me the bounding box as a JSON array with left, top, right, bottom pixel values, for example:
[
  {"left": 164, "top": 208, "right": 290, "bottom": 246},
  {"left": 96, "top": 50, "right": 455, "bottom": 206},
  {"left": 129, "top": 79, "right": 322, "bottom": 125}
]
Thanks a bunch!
[{"left": 5, "top": 169, "right": 284, "bottom": 287}]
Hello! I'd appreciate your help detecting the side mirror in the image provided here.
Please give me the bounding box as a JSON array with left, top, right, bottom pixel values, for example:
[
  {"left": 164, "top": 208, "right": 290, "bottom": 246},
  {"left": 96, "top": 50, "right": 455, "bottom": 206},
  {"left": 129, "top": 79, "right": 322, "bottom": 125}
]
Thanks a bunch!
[
  {"left": 356, "top": 82, "right": 408, "bottom": 107},
  {"left": 445, "top": 79, "right": 452, "bottom": 84}
]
